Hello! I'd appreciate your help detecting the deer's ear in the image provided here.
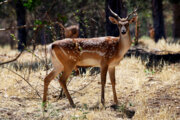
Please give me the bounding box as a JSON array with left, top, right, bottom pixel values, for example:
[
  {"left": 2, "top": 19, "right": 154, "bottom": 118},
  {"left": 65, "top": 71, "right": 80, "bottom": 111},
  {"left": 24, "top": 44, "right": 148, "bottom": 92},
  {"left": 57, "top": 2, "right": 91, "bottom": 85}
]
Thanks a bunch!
[
  {"left": 109, "top": 16, "right": 118, "bottom": 24},
  {"left": 129, "top": 17, "right": 136, "bottom": 24}
]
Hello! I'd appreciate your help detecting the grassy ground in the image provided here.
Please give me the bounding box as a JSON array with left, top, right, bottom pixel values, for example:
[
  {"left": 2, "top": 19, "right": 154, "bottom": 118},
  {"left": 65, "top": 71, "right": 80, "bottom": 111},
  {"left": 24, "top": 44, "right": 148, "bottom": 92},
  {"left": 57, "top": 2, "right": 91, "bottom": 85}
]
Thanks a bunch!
[{"left": 0, "top": 38, "right": 180, "bottom": 120}]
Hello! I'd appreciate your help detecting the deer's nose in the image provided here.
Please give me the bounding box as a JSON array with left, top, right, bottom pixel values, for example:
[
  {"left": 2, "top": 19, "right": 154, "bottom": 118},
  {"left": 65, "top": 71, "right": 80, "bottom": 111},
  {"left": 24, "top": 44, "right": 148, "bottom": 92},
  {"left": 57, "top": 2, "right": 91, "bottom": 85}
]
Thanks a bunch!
[
  {"left": 121, "top": 30, "right": 126, "bottom": 34},
  {"left": 121, "top": 26, "right": 126, "bottom": 34}
]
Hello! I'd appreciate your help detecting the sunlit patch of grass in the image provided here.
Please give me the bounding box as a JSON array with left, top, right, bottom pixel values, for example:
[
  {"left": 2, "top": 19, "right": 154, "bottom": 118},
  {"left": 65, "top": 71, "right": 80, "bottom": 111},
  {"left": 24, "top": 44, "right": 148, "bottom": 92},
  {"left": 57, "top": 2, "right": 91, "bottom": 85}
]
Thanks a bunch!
[
  {"left": 116, "top": 56, "right": 147, "bottom": 92},
  {"left": 153, "top": 107, "right": 177, "bottom": 120},
  {"left": 157, "top": 64, "right": 180, "bottom": 84},
  {"left": 138, "top": 37, "right": 180, "bottom": 53},
  {"left": 156, "top": 39, "right": 180, "bottom": 52}
]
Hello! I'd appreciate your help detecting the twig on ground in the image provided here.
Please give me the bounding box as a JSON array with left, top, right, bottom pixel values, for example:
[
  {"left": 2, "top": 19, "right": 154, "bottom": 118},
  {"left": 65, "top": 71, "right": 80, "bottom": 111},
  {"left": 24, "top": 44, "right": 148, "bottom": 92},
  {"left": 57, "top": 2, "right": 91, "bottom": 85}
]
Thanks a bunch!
[
  {"left": 14, "top": 78, "right": 31, "bottom": 95},
  {"left": 59, "top": 75, "right": 97, "bottom": 99}
]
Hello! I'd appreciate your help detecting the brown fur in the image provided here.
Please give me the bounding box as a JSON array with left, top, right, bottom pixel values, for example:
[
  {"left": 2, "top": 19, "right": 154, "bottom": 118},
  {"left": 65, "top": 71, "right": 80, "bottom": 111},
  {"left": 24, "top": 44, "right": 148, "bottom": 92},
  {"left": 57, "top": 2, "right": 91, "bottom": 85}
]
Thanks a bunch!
[
  {"left": 65, "top": 25, "right": 79, "bottom": 38},
  {"left": 149, "top": 25, "right": 155, "bottom": 39}
]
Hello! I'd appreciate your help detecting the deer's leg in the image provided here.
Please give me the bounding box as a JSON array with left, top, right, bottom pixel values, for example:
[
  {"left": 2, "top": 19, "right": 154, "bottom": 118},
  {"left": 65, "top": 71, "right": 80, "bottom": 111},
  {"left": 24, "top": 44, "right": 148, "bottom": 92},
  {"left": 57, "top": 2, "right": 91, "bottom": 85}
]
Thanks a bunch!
[
  {"left": 100, "top": 65, "right": 108, "bottom": 106},
  {"left": 109, "top": 67, "right": 118, "bottom": 105},
  {"left": 59, "top": 67, "right": 79, "bottom": 100},
  {"left": 43, "top": 69, "right": 60, "bottom": 109},
  {"left": 58, "top": 66, "right": 75, "bottom": 107},
  {"left": 58, "top": 87, "right": 65, "bottom": 99}
]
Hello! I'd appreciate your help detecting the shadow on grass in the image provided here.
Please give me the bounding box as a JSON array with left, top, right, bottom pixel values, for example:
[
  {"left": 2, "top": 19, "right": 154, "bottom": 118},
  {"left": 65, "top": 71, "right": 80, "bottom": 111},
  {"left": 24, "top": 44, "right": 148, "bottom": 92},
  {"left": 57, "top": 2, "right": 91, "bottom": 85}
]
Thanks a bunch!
[
  {"left": 110, "top": 104, "right": 135, "bottom": 118},
  {"left": 60, "top": 103, "right": 136, "bottom": 119}
]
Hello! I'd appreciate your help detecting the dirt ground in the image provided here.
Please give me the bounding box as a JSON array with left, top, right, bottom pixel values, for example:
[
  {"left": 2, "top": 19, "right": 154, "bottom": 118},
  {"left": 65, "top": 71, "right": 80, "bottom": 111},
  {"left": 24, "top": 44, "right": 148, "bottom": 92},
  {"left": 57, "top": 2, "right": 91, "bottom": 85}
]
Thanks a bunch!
[{"left": 0, "top": 38, "right": 180, "bottom": 120}]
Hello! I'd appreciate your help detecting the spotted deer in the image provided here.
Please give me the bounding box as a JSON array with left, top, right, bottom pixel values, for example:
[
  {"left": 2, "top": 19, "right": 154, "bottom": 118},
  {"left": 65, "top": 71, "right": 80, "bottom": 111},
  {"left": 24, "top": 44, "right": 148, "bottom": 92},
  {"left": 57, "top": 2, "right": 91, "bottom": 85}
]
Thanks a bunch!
[{"left": 43, "top": 7, "right": 137, "bottom": 109}]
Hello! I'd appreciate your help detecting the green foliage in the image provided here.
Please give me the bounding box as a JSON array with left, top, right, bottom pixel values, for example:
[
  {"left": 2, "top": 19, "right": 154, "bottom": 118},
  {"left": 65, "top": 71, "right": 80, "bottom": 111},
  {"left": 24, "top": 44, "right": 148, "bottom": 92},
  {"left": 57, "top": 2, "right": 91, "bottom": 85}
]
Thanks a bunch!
[
  {"left": 23, "top": 0, "right": 41, "bottom": 11},
  {"left": 118, "top": 104, "right": 126, "bottom": 112},
  {"left": 34, "top": 19, "right": 48, "bottom": 26},
  {"left": 41, "top": 101, "right": 46, "bottom": 108},
  {"left": 129, "top": 102, "right": 133, "bottom": 107},
  {"left": 10, "top": 34, "right": 17, "bottom": 41},
  {"left": 79, "top": 45, "right": 83, "bottom": 51},
  {"left": 33, "top": 19, "right": 48, "bottom": 30},
  {"left": 71, "top": 106, "right": 89, "bottom": 120},
  {"left": 144, "top": 69, "right": 155, "bottom": 75},
  {"left": 82, "top": 104, "right": 88, "bottom": 110},
  {"left": 112, "top": 104, "right": 127, "bottom": 112},
  {"left": 57, "top": 14, "right": 68, "bottom": 23},
  {"left": 34, "top": 19, "right": 42, "bottom": 25},
  {"left": 71, "top": 114, "right": 87, "bottom": 120}
]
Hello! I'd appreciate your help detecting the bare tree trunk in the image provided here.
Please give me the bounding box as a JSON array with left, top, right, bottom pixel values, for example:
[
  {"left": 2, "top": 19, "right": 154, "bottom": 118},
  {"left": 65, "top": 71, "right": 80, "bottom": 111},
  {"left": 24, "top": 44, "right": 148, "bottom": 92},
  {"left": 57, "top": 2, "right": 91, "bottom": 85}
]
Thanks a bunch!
[
  {"left": 152, "top": 0, "right": 166, "bottom": 42},
  {"left": 78, "top": 1, "right": 87, "bottom": 39},
  {"left": 172, "top": 3, "right": 180, "bottom": 42},
  {"left": 16, "top": 0, "right": 27, "bottom": 51}
]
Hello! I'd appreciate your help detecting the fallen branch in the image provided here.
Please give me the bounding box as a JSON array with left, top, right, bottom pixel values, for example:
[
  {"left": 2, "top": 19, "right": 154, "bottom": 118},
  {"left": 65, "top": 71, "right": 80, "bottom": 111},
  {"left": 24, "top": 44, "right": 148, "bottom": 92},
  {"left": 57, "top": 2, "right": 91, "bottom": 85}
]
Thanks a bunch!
[
  {"left": 126, "top": 47, "right": 180, "bottom": 67},
  {"left": 0, "top": 51, "right": 23, "bottom": 65}
]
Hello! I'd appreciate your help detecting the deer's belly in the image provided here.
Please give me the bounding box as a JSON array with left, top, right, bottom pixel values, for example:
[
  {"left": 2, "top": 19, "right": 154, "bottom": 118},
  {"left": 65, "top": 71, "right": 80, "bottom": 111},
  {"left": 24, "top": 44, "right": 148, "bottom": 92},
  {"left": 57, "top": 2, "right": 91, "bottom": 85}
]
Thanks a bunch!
[{"left": 77, "top": 58, "right": 101, "bottom": 67}]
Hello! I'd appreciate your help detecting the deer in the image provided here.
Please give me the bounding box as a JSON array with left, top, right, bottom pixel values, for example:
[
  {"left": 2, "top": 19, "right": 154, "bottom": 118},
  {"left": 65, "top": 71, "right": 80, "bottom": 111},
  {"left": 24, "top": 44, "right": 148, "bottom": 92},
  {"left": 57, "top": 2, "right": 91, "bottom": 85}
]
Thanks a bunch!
[
  {"left": 64, "top": 25, "right": 79, "bottom": 38},
  {"left": 55, "top": 23, "right": 79, "bottom": 39},
  {"left": 148, "top": 24, "right": 155, "bottom": 40},
  {"left": 42, "top": 7, "right": 137, "bottom": 109}
]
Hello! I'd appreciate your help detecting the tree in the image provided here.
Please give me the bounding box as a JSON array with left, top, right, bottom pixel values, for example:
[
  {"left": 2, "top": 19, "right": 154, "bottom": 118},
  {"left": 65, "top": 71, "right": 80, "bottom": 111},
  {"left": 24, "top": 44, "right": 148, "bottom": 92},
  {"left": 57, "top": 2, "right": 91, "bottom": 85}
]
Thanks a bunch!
[
  {"left": 105, "top": 0, "right": 127, "bottom": 36},
  {"left": 170, "top": 0, "right": 180, "bottom": 41},
  {"left": 16, "top": 0, "right": 27, "bottom": 51},
  {"left": 152, "top": 0, "right": 166, "bottom": 42}
]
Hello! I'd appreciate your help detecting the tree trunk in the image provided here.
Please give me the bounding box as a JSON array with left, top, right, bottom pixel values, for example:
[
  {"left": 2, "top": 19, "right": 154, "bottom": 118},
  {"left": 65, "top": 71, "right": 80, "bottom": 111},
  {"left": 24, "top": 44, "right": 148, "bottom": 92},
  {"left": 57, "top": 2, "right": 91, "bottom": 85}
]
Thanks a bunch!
[
  {"left": 152, "top": 0, "right": 166, "bottom": 42},
  {"left": 78, "top": 0, "right": 87, "bottom": 39},
  {"left": 172, "top": 3, "right": 180, "bottom": 42},
  {"left": 16, "top": 0, "right": 27, "bottom": 51},
  {"left": 79, "top": 10, "right": 87, "bottom": 38},
  {"left": 106, "top": 0, "right": 127, "bottom": 36}
]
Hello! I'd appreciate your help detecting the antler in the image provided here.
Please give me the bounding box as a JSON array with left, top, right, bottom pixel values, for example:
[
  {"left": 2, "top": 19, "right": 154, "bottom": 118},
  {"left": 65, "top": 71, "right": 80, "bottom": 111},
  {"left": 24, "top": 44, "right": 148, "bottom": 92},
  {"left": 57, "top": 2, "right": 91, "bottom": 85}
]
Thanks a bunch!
[
  {"left": 108, "top": 6, "right": 121, "bottom": 21},
  {"left": 126, "top": 8, "right": 138, "bottom": 20}
]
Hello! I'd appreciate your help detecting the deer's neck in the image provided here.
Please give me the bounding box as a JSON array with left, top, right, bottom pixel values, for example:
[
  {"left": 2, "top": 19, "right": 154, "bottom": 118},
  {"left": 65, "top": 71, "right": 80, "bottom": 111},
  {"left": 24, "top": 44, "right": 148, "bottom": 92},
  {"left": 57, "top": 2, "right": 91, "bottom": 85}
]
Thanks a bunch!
[{"left": 118, "top": 32, "right": 132, "bottom": 56}]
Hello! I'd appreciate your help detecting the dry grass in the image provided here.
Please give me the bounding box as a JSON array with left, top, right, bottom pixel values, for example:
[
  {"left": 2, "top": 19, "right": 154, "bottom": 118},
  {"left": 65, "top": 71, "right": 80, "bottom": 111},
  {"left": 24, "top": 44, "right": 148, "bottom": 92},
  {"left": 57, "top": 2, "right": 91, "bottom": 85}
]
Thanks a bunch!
[
  {"left": 138, "top": 36, "right": 180, "bottom": 53},
  {"left": 0, "top": 38, "right": 180, "bottom": 120}
]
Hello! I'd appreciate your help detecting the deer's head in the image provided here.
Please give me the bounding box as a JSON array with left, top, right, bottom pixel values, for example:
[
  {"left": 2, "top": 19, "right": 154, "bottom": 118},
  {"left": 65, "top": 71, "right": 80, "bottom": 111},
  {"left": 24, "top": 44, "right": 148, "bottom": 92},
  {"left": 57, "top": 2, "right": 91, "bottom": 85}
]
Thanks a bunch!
[{"left": 108, "top": 6, "right": 137, "bottom": 36}]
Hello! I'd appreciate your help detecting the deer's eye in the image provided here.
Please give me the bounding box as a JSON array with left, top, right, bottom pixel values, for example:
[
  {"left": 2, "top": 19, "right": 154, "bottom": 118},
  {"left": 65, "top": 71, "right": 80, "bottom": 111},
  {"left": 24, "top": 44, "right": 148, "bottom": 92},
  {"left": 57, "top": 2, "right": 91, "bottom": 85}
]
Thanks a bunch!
[
  {"left": 118, "top": 24, "right": 122, "bottom": 27},
  {"left": 125, "top": 24, "right": 129, "bottom": 27}
]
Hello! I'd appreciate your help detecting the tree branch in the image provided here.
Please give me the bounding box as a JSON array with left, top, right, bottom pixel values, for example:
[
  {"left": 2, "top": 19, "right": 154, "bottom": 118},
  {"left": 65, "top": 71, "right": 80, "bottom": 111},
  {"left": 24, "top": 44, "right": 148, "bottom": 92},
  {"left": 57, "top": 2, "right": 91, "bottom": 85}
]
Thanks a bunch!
[
  {"left": 0, "top": 24, "right": 40, "bottom": 32},
  {"left": 0, "top": 51, "right": 23, "bottom": 65},
  {"left": 126, "top": 47, "right": 180, "bottom": 67},
  {"left": 0, "top": 0, "right": 9, "bottom": 5}
]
